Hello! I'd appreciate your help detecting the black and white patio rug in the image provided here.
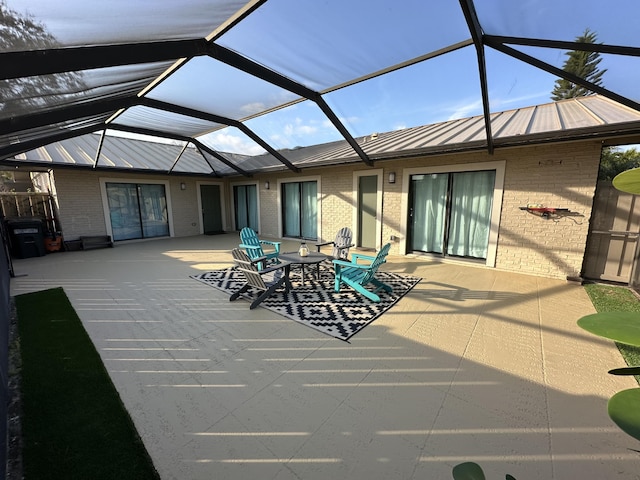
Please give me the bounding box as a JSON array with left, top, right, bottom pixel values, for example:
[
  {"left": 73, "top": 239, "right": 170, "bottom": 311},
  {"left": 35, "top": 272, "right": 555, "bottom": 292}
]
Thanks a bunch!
[{"left": 190, "top": 268, "right": 421, "bottom": 341}]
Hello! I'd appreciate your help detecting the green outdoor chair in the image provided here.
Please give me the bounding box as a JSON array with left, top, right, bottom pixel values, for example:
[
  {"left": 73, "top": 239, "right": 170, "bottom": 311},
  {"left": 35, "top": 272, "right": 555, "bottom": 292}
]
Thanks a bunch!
[
  {"left": 239, "top": 227, "right": 281, "bottom": 270},
  {"left": 332, "top": 243, "right": 392, "bottom": 303}
]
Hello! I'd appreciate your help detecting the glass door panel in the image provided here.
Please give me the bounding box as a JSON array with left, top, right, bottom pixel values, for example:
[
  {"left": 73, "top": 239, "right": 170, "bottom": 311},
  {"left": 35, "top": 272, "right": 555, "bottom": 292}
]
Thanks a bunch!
[
  {"left": 301, "top": 181, "right": 317, "bottom": 239},
  {"left": 282, "top": 181, "right": 317, "bottom": 240},
  {"left": 234, "top": 185, "right": 259, "bottom": 231},
  {"left": 139, "top": 184, "right": 169, "bottom": 238},
  {"left": 410, "top": 173, "right": 448, "bottom": 254},
  {"left": 106, "top": 183, "right": 142, "bottom": 241},
  {"left": 447, "top": 171, "right": 495, "bottom": 259},
  {"left": 106, "top": 182, "right": 169, "bottom": 241}
]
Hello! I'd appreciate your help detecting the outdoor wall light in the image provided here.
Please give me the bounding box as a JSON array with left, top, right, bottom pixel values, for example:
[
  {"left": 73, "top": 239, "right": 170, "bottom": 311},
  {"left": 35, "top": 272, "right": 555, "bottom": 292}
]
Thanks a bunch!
[
  {"left": 180, "top": 182, "right": 186, "bottom": 190},
  {"left": 265, "top": 180, "right": 270, "bottom": 190},
  {"left": 388, "top": 172, "right": 396, "bottom": 184}
]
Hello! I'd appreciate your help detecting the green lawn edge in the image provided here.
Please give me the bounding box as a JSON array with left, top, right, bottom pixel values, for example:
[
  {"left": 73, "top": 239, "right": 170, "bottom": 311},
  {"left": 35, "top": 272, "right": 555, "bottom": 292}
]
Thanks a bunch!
[
  {"left": 15, "top": 287, "right": 160, "bottom": 480},
  {"left": 584, "top": 283, "right": 640, "bottom": 381}
]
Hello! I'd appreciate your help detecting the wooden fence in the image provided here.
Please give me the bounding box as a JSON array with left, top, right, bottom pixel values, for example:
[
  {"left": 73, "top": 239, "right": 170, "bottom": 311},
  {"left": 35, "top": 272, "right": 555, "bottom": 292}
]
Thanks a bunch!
[{"left": 0, "top": 193, "right": 60, "bottom": 234}]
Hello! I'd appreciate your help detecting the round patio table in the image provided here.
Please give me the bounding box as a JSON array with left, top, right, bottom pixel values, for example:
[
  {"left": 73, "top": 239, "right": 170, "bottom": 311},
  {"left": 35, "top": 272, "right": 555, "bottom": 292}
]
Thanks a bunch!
[{"left": 279, "top": 251, "right": 328, "bottom": 286}]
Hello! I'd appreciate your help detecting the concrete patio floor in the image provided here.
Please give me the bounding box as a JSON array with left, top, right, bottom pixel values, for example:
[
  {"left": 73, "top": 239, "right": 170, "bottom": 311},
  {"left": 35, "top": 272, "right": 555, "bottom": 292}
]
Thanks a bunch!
[{"left": 9, "top": 234, "right": 640, "bottom": 479}]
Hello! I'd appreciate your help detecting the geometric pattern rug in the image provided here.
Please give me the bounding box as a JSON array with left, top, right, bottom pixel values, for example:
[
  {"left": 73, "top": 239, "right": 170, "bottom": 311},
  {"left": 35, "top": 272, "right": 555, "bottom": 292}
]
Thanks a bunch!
[{"left": 191, "top": 268, "right": 421, "bottom": 341}]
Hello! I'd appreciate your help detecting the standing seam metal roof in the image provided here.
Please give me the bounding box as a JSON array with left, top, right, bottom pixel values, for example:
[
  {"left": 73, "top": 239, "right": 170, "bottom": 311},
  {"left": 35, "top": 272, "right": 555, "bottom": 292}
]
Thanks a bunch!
[{"left": 12, "top": 94, "right": 640, "bottom": 176}]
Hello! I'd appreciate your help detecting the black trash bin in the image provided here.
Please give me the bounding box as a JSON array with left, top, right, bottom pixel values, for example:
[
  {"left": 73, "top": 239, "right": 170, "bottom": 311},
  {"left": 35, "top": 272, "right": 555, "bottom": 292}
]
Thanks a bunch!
[{"left": 7, "top": 218, "right": 46, "bottom": 258}]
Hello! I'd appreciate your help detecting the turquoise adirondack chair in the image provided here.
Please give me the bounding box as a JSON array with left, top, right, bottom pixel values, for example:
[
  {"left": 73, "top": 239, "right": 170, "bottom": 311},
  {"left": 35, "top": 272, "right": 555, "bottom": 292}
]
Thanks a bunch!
[
  {"left": 332, "top": 243, "right": 392, "bottom": 302},
  {"left": 239, "top": 227, "right": 280, "bottom": 270}
]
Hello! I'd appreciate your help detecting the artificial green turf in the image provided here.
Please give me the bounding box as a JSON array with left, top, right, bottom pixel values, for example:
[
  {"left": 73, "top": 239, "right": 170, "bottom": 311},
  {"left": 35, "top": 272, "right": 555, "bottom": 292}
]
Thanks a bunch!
[
  {"left": 584, "top": 283, "right": 640, "bottom": 379},
  {"left": 15, "top": 287, "right": 159, "bottom": 480}
]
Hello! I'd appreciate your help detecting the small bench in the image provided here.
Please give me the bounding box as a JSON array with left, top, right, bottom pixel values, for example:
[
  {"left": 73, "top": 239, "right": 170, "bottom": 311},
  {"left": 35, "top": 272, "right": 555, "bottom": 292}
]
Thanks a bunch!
[{"left": 80, "top": 235, "right": 114, "bottom": 250}]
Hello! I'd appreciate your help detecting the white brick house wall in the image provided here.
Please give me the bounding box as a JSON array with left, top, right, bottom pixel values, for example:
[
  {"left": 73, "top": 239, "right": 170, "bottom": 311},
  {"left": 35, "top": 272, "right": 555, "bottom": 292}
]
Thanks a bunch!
[{"left": 50, "top": 139, "right": 602, "bottom": 280}]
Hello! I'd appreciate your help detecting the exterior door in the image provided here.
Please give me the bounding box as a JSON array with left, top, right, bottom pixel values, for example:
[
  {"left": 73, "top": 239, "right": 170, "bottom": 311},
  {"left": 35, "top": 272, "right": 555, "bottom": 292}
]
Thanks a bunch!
[
  {"left": 234, "top": 184, "right": 258, "bottom": 231},
  {"left": 106, "top": 182, "right": 169, "bottom": 241},
  {"left": 408, "top": 170, "right": 495, "bottom": 260},
  {"left": 358, "top": 175, "right": 378, "bottom": 249},
  {"left": 200, "top": 184, "right": 223, "bottom": 235},
  {"left": 583, "top": 181, "right": 640, "bottom": 283},
  {"left": 282, "top": 180, "right": 317, "bottom": 240}
]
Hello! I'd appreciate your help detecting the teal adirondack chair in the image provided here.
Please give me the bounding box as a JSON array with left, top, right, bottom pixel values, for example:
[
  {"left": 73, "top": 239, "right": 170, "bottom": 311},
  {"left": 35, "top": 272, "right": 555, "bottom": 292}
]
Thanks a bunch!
[
  {"left": 239, "top": 227, "right": 280, "bottom": 270},
  {"left": 332, "top": 243, "right": 392, "bottom": 302}
]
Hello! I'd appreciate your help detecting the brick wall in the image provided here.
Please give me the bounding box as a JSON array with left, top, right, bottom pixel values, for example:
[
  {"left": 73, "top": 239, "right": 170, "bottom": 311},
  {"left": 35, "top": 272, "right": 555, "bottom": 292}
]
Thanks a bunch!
[
  {"left": 52, "top": 170, "right": 108, "bottom": 238},
  {"left": 51, "top": 138, "right": 603, "bottom": 280},
  {"left": 496, "top": 142, "right": 601, "bottom": 279},
  {"left": 292, "top": 140, "right": 601, "bottom": 280},
  {"left": 52, "top": 170, "right": 202, "bottom": 240}
]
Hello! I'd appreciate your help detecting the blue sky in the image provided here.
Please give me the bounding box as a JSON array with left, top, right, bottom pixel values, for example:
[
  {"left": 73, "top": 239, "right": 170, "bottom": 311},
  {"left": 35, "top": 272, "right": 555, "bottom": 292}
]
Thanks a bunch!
[{"left": 7, "top": 0, "right": 639, "bottom": 155}]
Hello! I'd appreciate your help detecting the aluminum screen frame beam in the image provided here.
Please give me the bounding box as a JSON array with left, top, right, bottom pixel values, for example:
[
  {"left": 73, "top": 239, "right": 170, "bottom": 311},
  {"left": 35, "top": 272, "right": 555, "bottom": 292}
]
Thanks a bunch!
[
  {"left": 206, "top": 43, "right": 373, "bottom": 166},
  {"left": 459, "top": 0, "right": 494, "bottom": 154},
  {"left": 0, "top": 39, "right": 209, "bottom": 81},
  {"left": 138, "top": 98, "right": 300, "bottom": 173},
  {"left": 486, "top": 40, "right": 640, "bottom": 114}
]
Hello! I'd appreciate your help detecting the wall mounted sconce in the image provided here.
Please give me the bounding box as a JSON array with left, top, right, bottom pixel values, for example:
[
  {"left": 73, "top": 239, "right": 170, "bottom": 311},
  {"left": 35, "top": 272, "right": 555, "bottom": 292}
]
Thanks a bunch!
[
  {"left": 180, "top": 182, "right": 186, "bottom": 191},
  {"left": 264, "top": 180, "right": 270, "bottom": 190},
  {"left": 388, "top": 172, "right": 396, "bottom": 184}
]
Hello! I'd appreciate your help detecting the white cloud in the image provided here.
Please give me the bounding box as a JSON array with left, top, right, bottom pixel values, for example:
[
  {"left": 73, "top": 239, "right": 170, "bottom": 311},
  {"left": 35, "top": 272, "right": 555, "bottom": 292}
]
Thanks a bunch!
[
  {"left": 210, "top": 132, "right": 265, "bottom": 156},
  {"left": 240, "top": 102, "right": 267, "bottom": 115},
  {"left": 490, "top": 90, "right": 552, "bottom": 110},
  {"left": 446, "top": 99, "right": 484, "bottom": 121},
  {"left": 283, "top": 117, "right": 318, "bottom": 137}
]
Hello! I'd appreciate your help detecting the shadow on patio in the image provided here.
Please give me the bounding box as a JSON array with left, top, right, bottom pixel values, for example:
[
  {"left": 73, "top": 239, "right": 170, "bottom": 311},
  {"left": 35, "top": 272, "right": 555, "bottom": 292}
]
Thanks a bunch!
[{"left": 9, "top": 234, "right": 640, "bottom": 480}]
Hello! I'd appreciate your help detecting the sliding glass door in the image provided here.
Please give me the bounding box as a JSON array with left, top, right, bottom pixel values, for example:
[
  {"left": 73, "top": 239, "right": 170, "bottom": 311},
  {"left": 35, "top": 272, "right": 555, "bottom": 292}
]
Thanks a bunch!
[
  {"left": 282, "top": 180, "right": 317, "bottom": 240},
  {"left": 106, "top": 182, "right": 169, "bottom": 241},
  {"left": 409, "top": 170, "right": 495, "bottom": 260},
  {"left": 234, "top": 184, "right": 259, "bottom": 231}
]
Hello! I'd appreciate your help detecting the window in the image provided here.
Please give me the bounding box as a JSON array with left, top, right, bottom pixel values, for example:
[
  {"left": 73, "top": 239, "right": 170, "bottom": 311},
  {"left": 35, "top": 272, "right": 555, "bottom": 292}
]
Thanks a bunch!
[
  {"left": 106, "top": 182, "right": 169, "bottom": 241},
  {"left": 281, "top": 180, "right": 317, "bottom": 240}
]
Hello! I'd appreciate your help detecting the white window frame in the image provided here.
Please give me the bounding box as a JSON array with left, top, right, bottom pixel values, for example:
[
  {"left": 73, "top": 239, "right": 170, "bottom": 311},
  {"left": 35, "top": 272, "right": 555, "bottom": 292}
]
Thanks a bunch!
[
  {"left": 99, "top": 177, "right": 175, "bottom": 239},
  {"left": 229, "top": 180, "right": 261, "bottom": 232},
  {"left": 277, "top": 175, "right": 322, "bottom": 240},
  {"left": 400, "top": 160, "right": 505, "bottom": 267}
]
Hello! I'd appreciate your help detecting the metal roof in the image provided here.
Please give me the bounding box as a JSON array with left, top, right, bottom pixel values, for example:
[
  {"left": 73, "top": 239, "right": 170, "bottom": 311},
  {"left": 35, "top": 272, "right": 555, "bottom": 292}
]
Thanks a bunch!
[
  {"left": 2, "top": 0, "right": 640, "bottom": 177},
  {"left": 12, "top": 95, "right": 640, "bottom": 176}
]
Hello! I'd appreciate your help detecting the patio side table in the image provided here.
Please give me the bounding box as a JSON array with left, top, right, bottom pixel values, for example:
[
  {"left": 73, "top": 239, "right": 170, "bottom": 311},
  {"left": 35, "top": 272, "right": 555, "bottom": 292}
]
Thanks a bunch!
[{"left": 279, "top": 251, "right": 328, "bottom": 286}]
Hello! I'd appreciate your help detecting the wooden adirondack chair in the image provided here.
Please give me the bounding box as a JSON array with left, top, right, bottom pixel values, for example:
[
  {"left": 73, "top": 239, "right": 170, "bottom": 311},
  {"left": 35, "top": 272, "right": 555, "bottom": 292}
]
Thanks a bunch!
[
  {"left": 239, "top": 227, "right": 281, "bottom": 270},
  {"left": 332, "top": 243, "right": 392, "bottom": 303},
  {"left": 230, "top": 248, "right": 291, "bottom": 309},
  {"left": 315, "top": 226, "right": 354, "bottom": 261}
]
